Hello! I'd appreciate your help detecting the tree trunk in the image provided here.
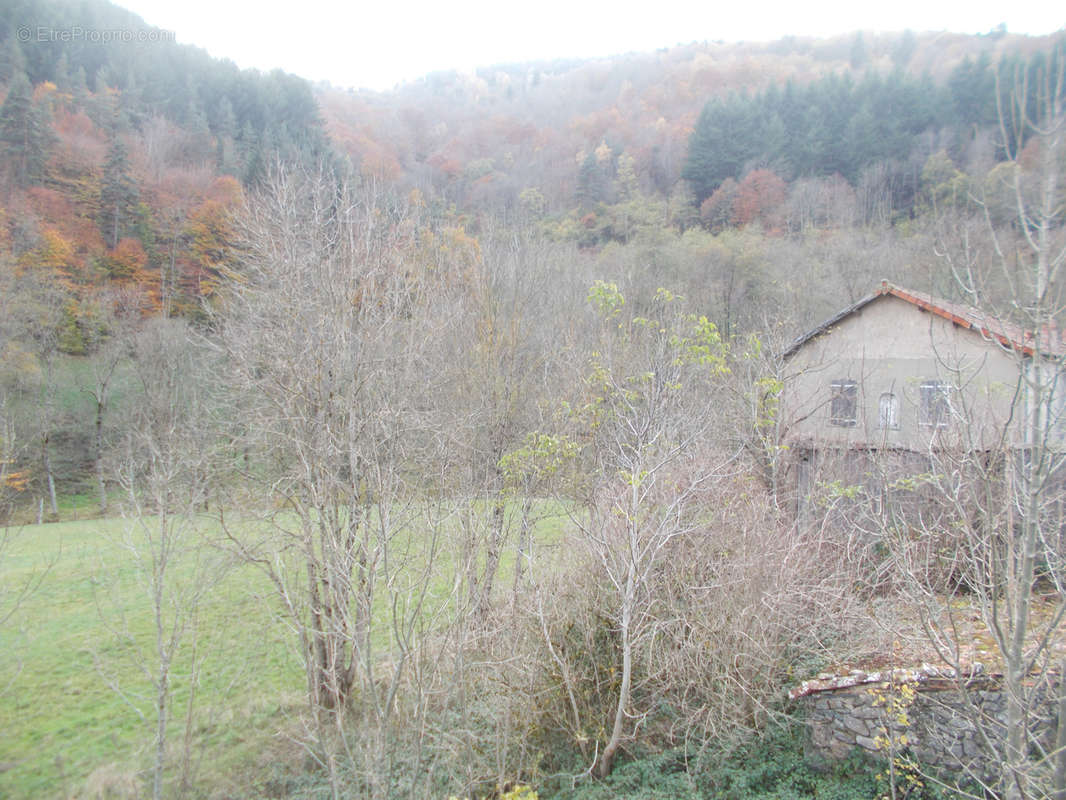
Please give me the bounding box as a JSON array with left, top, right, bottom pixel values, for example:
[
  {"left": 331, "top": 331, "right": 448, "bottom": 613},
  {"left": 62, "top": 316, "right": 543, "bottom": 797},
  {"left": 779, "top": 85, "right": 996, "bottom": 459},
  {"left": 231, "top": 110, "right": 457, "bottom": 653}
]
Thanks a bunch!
[
  {"left": 154, "top": 665, "right": 169, "bottom": 800},
  {"left": 43, "top": 434, "right": 57, "bottom": 517},
  {"left": 599, "top": 559, "right": 635, "bottom": 778},
  {"left": 95, "top": 399, "right": 107, "bottom": 514},
  {"left": 153, "top": 512, "right": 170, "bottom": 800},
  {"left": 1053, "top": 657, "right": 1066, "bottom": 800},
  {"left": 477, "top": 496, "right": 505, "bottom": 617}
]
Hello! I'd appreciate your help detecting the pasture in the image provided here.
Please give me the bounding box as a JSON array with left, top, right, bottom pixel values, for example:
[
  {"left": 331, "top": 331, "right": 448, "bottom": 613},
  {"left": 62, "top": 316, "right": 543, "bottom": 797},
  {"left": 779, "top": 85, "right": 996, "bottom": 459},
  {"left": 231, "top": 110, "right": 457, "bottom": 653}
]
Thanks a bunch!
[
  {"left": 0, "top": 502, "right": 569, "bottom": 798},
  {"left": 2, "top": 513, "right": 304, "bottom": 798}
]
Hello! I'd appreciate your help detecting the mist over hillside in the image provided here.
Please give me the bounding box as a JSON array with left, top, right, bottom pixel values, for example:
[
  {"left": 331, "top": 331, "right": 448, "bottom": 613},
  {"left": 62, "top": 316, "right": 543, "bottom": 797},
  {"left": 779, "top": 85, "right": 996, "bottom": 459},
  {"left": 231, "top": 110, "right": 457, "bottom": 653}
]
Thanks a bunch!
[{"left": 2, "top": 3, "right": 1066, "bottom": 797}]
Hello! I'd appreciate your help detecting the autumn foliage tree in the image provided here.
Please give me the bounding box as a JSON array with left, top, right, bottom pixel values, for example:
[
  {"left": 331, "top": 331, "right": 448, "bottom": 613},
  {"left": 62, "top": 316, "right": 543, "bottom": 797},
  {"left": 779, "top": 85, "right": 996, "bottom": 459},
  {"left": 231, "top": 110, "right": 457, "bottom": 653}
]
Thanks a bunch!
[
  {"left": 181, "top": 175, "right": 242, "bottom": 304},
  {"left": 699, "top": 177, "right": 737, "bottom": 232},
  {"left": 731, "top": 168, "right": 787, "bottom": 228}
]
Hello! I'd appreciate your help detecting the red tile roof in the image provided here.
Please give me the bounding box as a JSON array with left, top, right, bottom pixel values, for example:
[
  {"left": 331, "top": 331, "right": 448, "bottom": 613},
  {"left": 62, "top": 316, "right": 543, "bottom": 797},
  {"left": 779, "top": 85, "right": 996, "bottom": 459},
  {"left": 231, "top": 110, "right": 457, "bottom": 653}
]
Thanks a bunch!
[{"left": 784, "top": 280, "right": 1066, "bottom": 359}]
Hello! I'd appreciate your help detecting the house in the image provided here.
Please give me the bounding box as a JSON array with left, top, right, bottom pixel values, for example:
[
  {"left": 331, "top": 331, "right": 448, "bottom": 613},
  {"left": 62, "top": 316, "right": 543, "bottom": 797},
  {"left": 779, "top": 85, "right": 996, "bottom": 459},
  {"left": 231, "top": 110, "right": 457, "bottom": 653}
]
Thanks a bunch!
[{"left": 778, "top": 280, "right": 1066, "bottom": 523}]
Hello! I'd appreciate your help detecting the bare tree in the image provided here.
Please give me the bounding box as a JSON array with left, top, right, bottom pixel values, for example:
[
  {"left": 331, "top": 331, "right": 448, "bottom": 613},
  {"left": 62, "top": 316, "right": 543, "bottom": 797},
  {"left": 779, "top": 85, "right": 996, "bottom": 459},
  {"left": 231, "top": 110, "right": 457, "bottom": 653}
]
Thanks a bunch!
[
  {"left": 80, "top": 290, "right": 141, "bottom": 515},
  {"left": 563, "top": 282, "right": 739, "bottom": 776},
  {"left": 494, "top": 281, "right": 859, "bottom": 787},
  {"left": 96, "top": 317, "right": 226, "bottom": 800},
  {"left": 217, "top": 162, "right": 475, "bottom": 799},
  {"left": 873, "top": 41, "right": 1066, "bottom": 800},
  {"left": 446, "top": 224, "right": 584, "bottom": 620},
  {"left": 0, "top": 263, "right": 67, "bottom": 520}
]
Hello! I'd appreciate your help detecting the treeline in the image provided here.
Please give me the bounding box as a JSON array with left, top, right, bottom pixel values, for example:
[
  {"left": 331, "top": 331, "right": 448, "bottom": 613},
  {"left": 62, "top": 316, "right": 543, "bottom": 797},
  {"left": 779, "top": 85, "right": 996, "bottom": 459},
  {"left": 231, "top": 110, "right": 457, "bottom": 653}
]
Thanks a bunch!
[
  {"left": 313, "top": 29, "right": 1059, "bottom": 228},
  {"left": 683, "top": 71, "right": 941, "bottom": 201},
  {"left": 682, "top": 40, "right": 1064, "bottom": 211},
  {"left": 0, "top": 0, "right": 331, "bottom": 180},
  {"left": 0, "top": 0, "right": 344, "bottom": 359}
]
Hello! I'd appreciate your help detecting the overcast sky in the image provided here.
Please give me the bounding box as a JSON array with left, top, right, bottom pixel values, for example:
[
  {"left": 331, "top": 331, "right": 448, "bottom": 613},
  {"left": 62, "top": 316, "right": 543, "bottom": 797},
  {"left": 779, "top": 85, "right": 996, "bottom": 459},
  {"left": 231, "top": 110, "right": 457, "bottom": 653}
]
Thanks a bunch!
[{"left": 115, "top": 0, "right": 1065, "bottom": 91}]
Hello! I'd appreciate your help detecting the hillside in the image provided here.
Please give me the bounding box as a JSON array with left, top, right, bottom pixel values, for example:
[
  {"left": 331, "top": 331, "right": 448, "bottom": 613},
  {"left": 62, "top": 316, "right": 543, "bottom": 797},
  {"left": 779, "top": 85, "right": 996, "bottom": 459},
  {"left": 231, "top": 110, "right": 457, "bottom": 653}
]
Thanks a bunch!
[
  {"left": 2, "top": 5, "right": 1066, "bottom": 798},
  {"left": 317, "top": 28, "right": 1058, "bottom": 216},
  {"left": 0, "top": 0, "right": 1062, "bottom": 512},
  {"left": 0, "top": 0, "right": 1060, "bottom": 323}
]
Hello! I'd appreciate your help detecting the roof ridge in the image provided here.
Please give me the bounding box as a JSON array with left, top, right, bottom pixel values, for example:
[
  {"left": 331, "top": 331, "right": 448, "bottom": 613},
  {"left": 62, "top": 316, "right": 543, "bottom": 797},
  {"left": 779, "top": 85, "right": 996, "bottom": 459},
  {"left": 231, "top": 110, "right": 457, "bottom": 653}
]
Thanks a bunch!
[{"left": 784, "top": 281, "right": 1062, "bottom": 359}]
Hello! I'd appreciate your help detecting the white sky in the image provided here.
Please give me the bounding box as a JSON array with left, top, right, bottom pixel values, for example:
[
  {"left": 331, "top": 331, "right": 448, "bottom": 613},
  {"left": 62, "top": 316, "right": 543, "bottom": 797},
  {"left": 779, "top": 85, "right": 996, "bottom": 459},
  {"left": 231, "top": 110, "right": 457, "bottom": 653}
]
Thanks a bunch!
[{"left": 115, "top": 0, "right": 1065, "bottom": 92}]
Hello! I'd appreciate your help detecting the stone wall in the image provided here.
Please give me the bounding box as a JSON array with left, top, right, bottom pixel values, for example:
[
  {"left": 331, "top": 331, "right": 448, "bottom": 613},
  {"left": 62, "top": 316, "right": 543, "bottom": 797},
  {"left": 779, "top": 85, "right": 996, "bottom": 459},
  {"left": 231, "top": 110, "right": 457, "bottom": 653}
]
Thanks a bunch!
[{"left": 792, "top": 666, "right": 1058, "bottom": 780}]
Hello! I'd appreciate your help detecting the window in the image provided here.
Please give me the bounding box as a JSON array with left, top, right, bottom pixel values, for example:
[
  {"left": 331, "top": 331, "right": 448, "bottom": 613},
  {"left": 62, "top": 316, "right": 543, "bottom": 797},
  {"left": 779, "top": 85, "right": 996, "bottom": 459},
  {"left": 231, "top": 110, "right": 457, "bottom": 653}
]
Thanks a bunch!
[
  {"left": 879, "top": 392, "right": 900, "bottom": 430},
  {"left": 829, "top": 379, "right": 858, "bottom": 426},
  {"left": 919, "top": 380, "right": 951, "bottom": 428}
]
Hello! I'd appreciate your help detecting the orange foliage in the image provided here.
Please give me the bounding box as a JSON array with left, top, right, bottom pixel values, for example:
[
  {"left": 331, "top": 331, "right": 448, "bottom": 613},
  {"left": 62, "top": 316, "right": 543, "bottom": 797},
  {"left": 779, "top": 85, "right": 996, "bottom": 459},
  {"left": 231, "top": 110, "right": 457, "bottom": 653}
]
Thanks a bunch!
[
  {"left": 501, "top": 120, "right": 536, "bottom": 146},
  {"left": 26, "top": 187, "right": 76, "bottom": 222},
  {"left": 427, "top": 153, "right": 462, "bottom": 177},
  {"left": 145, "top": 165, "right": 216, "bottom": 211},
  {"left": 36, "top": 228, "right": 75, "bottom": 269},
  {"left": 700, "top": 178, "right": 738, "bottom": 230},
  {"left": 25, "top": 187, "right": 106, "bottom": 271},
  {"left": 181, "top": 175, "right": 243, "bottom": 299},
  {"left": 32, "top": 82, "right": 58, "bottom": 102},
  {"left": 732, "top": 169, "right": 787, "bottom": 228},
  {"left": 51, "top": 108, "right": 107, "bottom": 171},
  {"left": 411, "top": 225, "right": 483, "bottom": 296},
  {"left": 319, "top": 97, "right": 403, "bottom": 184},
  {"left": 440, "top": 225, "right": 481, "bottom": 264},
  {"left": 104, "top": 238, "right": 148, "bottom": 281},
  {"left": 19, "top": 227, "right": 85, "bottom": 290},
  {"left": 203, "top": 174, "right": 243, "bottom": 207},
  {"left": 570, "top": 108, "right": 625, "bottom": 145},
  {"left": 53, "top": 108, "right": 100, "bottom": 140},
  {"left": 358, "top": 138, "right": 402, "bottom": 182},
  {"left": 3, "top": 469, "right": 30, "bottom": 493}
]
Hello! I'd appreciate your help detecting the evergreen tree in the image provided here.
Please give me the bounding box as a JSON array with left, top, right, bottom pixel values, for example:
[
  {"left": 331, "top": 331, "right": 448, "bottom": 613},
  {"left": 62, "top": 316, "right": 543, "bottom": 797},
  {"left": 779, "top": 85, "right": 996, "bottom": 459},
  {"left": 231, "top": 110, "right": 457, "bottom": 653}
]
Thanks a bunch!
[
  {"left": 214, "top": 97, "right": 238, "bottom": 175},
  {"left": 576, "top": 152, "right": 609, "bottom": 208},
  {"left": 0, "top": 32, "right": 27, "bottom": 84},
  {"left": 100, "top": 125, "right": 138, "bottom": 248},
  {"left": 71, "top": 65, "right": 89, "bottom": 103},
  {"left": 238, "top": 121, "right": 264, "bottom": 186},
  {"left": 0, "top": 72, "right": 55, "bottom": 186},
  {"left": 682, "top": 94, "right": 762, "bottom": 202},
  {"left": 949, "top": 53, "right": 997, "bottom": 129},
  {"left": 686, "top": 69, "right": 946, "bottom": 209},
  {"left": 53, "top": 53, "right": 71, "bottom": 92},
  {"left": 118, "top": 69, "right": 144, "bottom": 126},
  {"left": 94, "top": 65, "right": 115, "bottom": 95}
]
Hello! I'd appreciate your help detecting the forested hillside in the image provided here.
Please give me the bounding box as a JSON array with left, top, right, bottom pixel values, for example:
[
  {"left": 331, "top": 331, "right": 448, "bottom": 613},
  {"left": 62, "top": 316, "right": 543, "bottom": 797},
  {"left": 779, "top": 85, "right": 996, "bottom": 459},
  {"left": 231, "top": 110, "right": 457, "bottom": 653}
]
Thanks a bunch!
[
  {"left": 315, "top": 27, "right": 1062, "bottom": 331},
  {"left": 0, "top": 0, "right": 330, "bottom": 311},
  {"left": 0, "top": 0, "right": 1058, "bottom": 344},
  {"left": 319, "top": 27, "right": 1051, "bottom": 216},
  {"left": 2, "top": 2, "right": 1066, "bottom": 797}
]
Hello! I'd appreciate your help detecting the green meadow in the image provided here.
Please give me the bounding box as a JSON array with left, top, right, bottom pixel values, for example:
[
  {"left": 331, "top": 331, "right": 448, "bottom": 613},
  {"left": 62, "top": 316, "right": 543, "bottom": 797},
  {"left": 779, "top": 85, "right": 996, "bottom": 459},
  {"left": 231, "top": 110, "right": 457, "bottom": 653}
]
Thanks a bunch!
[
  {"left": 0, "top": 503, "right": 570, "bottom": 798},
  {"left": 1, "top": 514, "right": 306, "bottom": 799}
]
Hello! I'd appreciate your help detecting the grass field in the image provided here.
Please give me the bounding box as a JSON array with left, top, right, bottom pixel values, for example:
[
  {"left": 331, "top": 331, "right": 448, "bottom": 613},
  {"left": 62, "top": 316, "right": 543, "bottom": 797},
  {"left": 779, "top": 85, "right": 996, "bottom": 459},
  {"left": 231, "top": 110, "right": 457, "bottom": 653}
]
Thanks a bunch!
[
  {"left": 0, "top": 502, "right": 570, "bottom": 799},
  {"left": 0, "top": 514, "right": 304, "bottom": 799}
]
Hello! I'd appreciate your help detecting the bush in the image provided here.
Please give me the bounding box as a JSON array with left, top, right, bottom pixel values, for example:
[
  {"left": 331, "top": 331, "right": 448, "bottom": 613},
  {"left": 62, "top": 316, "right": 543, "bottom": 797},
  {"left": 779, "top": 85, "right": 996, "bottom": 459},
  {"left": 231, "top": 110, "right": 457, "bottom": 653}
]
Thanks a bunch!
[{"left": 546, "top": 723, "right": 957, "bottom": 800}]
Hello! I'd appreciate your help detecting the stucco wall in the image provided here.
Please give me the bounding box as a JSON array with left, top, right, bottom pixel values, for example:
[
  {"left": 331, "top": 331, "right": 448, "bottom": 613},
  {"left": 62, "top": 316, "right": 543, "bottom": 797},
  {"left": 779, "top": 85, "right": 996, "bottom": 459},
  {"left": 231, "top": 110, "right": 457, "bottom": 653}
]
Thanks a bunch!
[{"left": 782, "top": 294, "right": 1022, "bottom": 452}]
